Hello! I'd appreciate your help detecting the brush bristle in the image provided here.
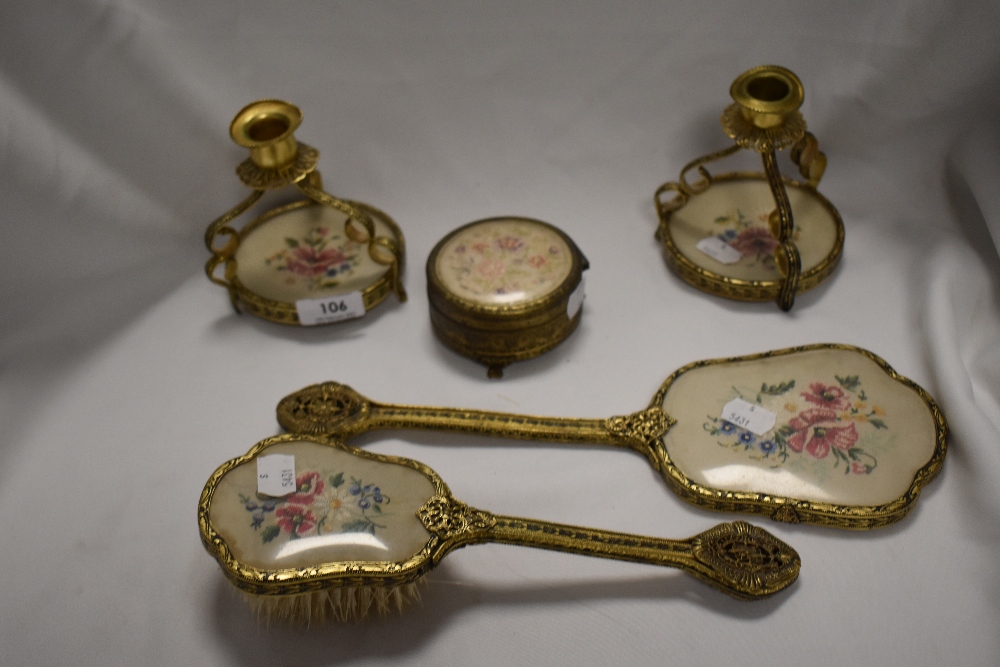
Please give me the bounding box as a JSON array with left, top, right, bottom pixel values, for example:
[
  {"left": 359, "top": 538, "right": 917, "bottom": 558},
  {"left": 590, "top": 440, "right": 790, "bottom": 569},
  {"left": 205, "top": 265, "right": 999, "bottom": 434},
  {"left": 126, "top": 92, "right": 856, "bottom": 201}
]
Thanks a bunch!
[{"left": 241, "top": 579, "right": 424, "bottom": 625}]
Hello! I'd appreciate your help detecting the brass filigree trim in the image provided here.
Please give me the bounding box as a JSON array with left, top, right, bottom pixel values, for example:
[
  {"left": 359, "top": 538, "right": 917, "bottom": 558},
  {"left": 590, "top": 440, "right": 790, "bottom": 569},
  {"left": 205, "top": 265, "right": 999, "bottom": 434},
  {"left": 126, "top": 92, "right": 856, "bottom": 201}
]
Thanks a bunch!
[
  {"left": 605, "top": 407, "right": 675, "bottom": 451},
  {"left": 428, "top": 301, "right": 583, "bottom": 376},
  {"left": 418, "top": 496, "right": 496, "bottom": 540},
  {"left": 222, "top": 199, "right": 406, "bottom": 325},
  {"left": 205, "top": 99, "right": 407, "bottom": 325},
  {"left": 721, "top": 104, "right": 806, "bottom": 153},
  {"left": 274, "top": 344, "right": 944, "bottom": 530},
  {"left": 692, "top": 521, "right": 800, "bottom": 594},
  {"left": 649, "top": 343, "right": 949, "bottom": 530},
  {"left": 425, "top": 216, "right": 588, "bottom": 377},
  {"left": 654, "top": 172, "right": 844, "bottom": 303},
  {"left": 198, "top": 435, "right": 449, "bottom": 596},
  {"left": 235, "top": 143, "right": 320, "bottom": 189},
  {"left": 202, "top": 435, "right": 800, "bottom": 607},
  {"left": 276, "top": 381, "right": 370, "bottom": 436}
]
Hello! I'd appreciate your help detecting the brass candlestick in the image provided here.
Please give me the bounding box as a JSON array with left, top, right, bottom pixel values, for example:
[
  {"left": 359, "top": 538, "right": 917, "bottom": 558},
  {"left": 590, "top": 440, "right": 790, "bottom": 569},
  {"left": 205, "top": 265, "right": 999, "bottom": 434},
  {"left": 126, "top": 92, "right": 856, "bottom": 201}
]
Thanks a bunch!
[
  {"left": 205, "top": 100, "right": 406, "bottom": 326},
  {"left": 654, "top": 66, "right": 842, "bottom": 311}
]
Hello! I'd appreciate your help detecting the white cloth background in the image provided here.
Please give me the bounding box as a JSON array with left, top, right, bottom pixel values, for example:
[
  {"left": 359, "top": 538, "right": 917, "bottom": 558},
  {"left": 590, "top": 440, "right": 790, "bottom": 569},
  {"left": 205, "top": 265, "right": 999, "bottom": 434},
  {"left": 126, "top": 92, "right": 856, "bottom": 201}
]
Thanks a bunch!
[{"left": 1, "top": 2, "right": 998, "bottom": 665}]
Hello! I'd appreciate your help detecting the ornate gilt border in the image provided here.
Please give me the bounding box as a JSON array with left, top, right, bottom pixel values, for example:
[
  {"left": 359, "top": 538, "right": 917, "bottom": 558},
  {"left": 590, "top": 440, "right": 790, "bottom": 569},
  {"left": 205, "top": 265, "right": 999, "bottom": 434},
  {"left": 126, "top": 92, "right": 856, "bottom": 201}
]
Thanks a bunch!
[
  {"left": 425, "top": 216, "right": 588, "bottom": 374},
  {"left": 644, "top": 343, "right": 948, "bottom": 529},
  {"left": 198, "top": 434, "right": 469, "bottom": 596},
  {"left": 227, "top": 200, "right": 406, "bottom": 326},
  {"left": 655, "top": 172, "right": 844, "bottom": 302},
  {"left": 426, "top": 216, "right": 588, "bottom": 320},
  {"left": 200, "top": 435, "right": 801, "bottom": 600}
]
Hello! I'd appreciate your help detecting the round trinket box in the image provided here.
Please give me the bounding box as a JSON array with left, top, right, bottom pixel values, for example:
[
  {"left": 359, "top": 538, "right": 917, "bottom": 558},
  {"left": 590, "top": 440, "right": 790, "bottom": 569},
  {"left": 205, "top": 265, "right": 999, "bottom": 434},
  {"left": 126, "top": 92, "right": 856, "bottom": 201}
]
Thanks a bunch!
[
  {"left": 204, "top": 100, "right": 406, "bottom": 326},
  {"left": 426, "top": 217, "right": 588, "bottom": 378},
  {"left": 654, "top": 66, "right": 844, "bottom": 311}
]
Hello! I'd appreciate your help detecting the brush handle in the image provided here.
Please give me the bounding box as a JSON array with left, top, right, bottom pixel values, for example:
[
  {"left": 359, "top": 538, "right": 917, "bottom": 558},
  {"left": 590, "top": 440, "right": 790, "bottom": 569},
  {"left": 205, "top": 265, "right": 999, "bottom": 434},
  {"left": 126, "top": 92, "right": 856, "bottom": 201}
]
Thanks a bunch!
[
  {"left": 488, "top": 517, "right": 799, "bottom": 600},
  {"left": 417, "top": 496, "right": 799, "bottom": 600},
  {"left": 276, "top": 382, "right": 674, "bottom": 455}
]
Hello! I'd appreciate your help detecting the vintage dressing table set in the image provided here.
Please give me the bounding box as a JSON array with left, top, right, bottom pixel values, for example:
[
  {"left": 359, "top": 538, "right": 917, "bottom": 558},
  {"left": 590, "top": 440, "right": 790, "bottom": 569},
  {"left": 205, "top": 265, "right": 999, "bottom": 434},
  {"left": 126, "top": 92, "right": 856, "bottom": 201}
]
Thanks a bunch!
[{"left": 197, "top": 66, "right": 948, "bottom": 621}]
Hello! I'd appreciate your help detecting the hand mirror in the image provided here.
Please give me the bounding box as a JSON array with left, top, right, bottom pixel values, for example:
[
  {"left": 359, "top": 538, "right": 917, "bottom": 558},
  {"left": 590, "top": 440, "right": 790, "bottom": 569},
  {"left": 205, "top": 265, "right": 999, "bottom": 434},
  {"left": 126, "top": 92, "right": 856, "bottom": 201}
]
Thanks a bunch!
[{"left": 277, "top": 344, "right": 947, "bottom": 529}]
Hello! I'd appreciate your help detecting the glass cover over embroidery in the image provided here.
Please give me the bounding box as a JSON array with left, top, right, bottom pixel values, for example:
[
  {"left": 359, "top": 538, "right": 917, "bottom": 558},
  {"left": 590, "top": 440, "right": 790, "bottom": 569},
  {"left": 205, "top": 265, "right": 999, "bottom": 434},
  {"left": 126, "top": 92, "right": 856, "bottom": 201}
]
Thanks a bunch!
[
  {"left": 671, "top": 180, "right": 839, "bottom": 281},
  {"left": 434, "top": 219, "right": 573, "bottom": 306},
  {"left": 209, "top": 441, "right": 436, "bottom": 570},
  {"left": 235, "top": 204, "right": 393, "bottom": 303},
  {"left": 660, "top": 348, "right": 937, "bottom": 506}
]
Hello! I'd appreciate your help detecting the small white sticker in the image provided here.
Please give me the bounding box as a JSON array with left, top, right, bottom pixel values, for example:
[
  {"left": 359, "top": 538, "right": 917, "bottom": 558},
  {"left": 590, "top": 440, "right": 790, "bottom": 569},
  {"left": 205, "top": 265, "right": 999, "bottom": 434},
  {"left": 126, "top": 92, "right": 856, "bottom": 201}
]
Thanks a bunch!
[
  {"left": 257, "top": 454, "right": 296, "bottom": 497},
  {"left": 567, "top": 277, "right": 586, "bottom": 319},
  {"left": 295, "top": 291, "right": 366, "bottom": 326},
  {"left": 721, "top": 398, "right": 777, "bottom": 436},
  {"left": 696, "top": 236, "right": 742, "bottom": 265}
]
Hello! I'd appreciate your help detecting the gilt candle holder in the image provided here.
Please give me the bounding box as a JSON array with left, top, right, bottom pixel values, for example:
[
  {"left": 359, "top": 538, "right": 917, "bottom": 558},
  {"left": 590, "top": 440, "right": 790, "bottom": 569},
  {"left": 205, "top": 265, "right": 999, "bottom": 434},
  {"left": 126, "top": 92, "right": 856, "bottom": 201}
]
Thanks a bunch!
[
  {"left": 204, "top": 100, "right": 406, "bottom": 326},
  {"left": 654, "top": 66, "right": 843, "bottom": 311}
]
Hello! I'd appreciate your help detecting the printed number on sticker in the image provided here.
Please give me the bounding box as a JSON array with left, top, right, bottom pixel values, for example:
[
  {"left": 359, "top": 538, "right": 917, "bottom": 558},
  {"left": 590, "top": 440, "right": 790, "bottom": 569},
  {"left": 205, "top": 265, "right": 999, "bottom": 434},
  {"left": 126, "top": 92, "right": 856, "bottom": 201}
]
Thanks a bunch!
[
  {"left": 257, "top": 454, "right": 296, "bottom": 497},
  {"left": 720, "top": 398, "right": 777, "bottom": 436},
  {"left": 296, "top": 291, "right": 366, "bottom": 326}
]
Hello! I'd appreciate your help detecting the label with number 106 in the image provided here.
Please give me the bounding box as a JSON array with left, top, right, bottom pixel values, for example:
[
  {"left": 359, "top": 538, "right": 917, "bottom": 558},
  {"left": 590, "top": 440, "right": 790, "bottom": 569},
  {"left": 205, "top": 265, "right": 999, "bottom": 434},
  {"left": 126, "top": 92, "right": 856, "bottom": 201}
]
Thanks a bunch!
[{"left": 295, "top": 291, "right": 366, "bottom": 326}]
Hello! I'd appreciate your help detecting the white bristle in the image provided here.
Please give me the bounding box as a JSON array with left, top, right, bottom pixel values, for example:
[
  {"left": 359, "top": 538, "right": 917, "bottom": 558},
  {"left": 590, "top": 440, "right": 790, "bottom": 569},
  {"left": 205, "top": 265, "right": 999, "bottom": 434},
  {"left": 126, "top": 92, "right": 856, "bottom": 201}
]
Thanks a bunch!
[{"left": 241, "top": 579, "right": 424, "bottom": 625}]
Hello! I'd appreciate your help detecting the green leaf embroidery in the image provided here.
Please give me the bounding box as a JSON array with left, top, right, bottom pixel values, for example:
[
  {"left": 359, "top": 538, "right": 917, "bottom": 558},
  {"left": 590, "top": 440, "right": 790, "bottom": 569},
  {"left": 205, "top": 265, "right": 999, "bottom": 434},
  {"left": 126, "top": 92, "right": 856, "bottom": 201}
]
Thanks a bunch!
[
  {"left": 329, "top": 472, "right": 344, "bottom": 488},
  {"left": 834, "top": 374, "right": 860, "bottom": 391},
  {"left": 285, "top": 237, "right": 299, "bottom": 248},
  {"left": 372, "top": 504, "right": 382, "bottom": 514},
  {"left": 760, "top": 380, "right": 795, "bottom": 396},
  {"left": 261, "top": 525, "right": 280, "bottom": 544},
  {"left": 869, "top": 418, "right": 887, "bottom": 430},
  {"left": 342, "top": 519, "right": 372, "bottom": 533},
  {"left": 714, "top": 216, "right": 730, "bottom": 223}
]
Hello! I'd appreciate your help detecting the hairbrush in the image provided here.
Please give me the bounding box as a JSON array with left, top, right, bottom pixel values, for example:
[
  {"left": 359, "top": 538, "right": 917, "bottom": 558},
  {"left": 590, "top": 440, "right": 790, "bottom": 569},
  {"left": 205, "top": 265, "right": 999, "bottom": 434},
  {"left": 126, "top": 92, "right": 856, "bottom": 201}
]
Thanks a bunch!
[
  {"left": 199, "top": 434, "right": 800, "bottom": 622},
  {"left": 277, "top": 344, "right": 947, "bottom": 529}
]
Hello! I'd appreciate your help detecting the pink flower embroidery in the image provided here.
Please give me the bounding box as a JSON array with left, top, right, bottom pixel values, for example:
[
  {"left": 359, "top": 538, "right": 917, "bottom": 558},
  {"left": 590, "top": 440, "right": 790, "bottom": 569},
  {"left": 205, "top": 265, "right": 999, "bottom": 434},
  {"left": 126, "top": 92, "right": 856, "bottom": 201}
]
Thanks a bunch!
[
  {"left": 275, "top": 504, "right": 317, "bottom": 536},
  {"left": 786, "top": 408, "right": 859, "bottom": 459},
  {"left": 801, "top": 382, "right": 851, "bottom": 411},
  {"left": 287, "top": 471, "right": 325, "bottom": 505},
  {"left": 476, "top": 258, "right": 506, "bottom": 281},
  {"left": 729, "top": 227, "right": 778, "bottom": 258},
  {"left": 285, "top": 246, "right": 347, "bottom": 277},
  {"left": 471, "top": 242, "right": 489, "bottom": 254},
  {"left": 496, "top": 236, "right": 525, "bottom": 251},
  {"left": 527, "top": 255, "right": 546, "bottom": 269},
  {"left": 851, "top": 462, "right": 868, "bottom": 475}
]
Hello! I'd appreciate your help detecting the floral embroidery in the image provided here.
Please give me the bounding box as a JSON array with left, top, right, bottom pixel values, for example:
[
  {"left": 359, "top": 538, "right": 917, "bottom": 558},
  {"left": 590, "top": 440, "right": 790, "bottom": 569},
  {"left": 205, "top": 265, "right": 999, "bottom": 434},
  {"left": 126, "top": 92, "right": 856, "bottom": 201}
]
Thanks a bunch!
[
  {"left": 286, "top": 471, "right": 324, "bottom": 505},
  {"left": 438, "top": 222, "right": 573, "bottom": 301},
  {"left": 275, "top": 505, "right": 317, "bottom": 537},
  {"left": 264, "top": 225, "right": 362, "bottom": 292},
  {"left": 801, "top": 382, "right": 851, "bottom": 411},
  {"left": 238, "top": 469, "right": 391, "bottom": 544},
  {"left": 706, "top": 209, "right": 801, "bottom": 270},
  {"left": 704, "top": 374, "right": 888, "bottom": 475},
  {"left": 785, "top": 408, "right": 858, "bottom": 458}
]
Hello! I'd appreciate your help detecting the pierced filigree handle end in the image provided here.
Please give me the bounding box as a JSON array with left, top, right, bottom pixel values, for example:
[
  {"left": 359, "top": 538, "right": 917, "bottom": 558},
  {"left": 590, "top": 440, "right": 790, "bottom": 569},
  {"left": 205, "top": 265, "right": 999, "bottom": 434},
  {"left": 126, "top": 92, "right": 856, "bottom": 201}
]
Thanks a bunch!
[
  {"left": 276, "top": 382, "right": 372, "bottom": 436},
  {"left": 691, "top": 521, "right": 800, "bottom": 599}
]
